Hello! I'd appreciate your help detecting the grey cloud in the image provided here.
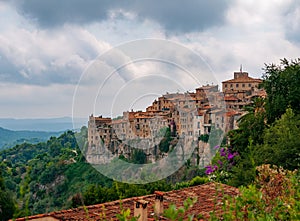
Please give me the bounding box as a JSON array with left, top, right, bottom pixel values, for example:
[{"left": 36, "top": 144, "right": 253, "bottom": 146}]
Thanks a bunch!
[
  {"left": 0, "top": 52, "right": 82, "bottom": 86},
  {"left": 14, "top": 0, "right": 121, "bottom": 28},
  {"left": 284, "top": 2, "right": 300, "bottom": 44},
  {"left": 132, "top": 0, "right": 230, "bottom": 33},
  {"left": 0, "top": 53, "right": 23, "bottom": 83},
  {"left": 14, "top": 0, "right": 231, "bottom": 33}
]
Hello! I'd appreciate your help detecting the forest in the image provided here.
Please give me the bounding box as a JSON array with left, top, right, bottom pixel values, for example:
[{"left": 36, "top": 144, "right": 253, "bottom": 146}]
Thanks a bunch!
[{"left": 0, "top": 58, "right": 299, "bottom": 220}]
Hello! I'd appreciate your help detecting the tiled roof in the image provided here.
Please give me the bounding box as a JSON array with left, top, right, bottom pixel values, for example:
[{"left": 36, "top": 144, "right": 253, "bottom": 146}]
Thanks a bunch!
[
  {"left": 226, "top": 111, "right": 240, "bottom": 117},
  {"left": 224, "top": 96, "right": 239, "bottom": 101},
  {"left": 222, "top": 76, "right": 262, "bottom": 83},
  {"left": 13, "top": 182, "right": 238, "bottom": 221}
]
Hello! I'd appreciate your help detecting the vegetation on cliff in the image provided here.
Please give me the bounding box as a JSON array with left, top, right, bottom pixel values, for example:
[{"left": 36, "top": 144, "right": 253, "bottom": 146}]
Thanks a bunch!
[{"left": 0, "top": 58, "right": 300, "bottom": 220}]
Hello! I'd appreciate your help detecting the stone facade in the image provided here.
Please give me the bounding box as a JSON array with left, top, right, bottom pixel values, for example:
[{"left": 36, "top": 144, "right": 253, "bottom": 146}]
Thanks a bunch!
[{"left": 86, "top": 70, "right": 265, "bottom": 166}]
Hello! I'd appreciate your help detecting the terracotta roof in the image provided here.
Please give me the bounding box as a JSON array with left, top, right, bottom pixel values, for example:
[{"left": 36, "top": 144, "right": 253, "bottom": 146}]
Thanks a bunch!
[
  {"left": 226, "top": 111, "right": 241, "bottom": 117},
  {"left": 224, "top": 96, "right": 239, "bottom": 101},
  {"left": 222, "top": 76, "right": 262, "bottom": 83},
  {"left": 13, "top": 182, "right": 238, "bottom": 221},
  {"left": 111, "top": 119, "right": 125, "bottom": 124}
]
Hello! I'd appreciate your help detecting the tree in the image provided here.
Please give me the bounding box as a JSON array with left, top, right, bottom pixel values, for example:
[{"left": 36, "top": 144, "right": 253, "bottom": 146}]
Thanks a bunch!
[
  {"left": 263, "top": 58, "right": 300, "bottom": 123},
  {"left": 0, "top": 169, "right": 15, "bottom": 221},
  {"left": 227, "top": 98, "right": 266, "bottom": 186},
  {"left": 131, "top": 149, "right": 147, "bottom": 164},
  {"left": 158, "top": 127, "right": 172, "bottom": 153},
  {"left": 255, "top": 108, "right": 300, "bottom": 170},
  {"left": 229, "top": 97, "right": 266, "bottom": 154}
]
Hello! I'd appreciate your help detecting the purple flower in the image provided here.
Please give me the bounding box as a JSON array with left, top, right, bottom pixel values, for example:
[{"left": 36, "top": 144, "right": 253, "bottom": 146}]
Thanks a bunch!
[
  {"left": 220, "top": 148, "right": 226, "bottom": 157},
  {"left": 228, "top": 152, "right": 234, "bottom": 160},
  {"left": 205, "top": 165, "right": 214, "bottom": 175},
  {"left": 205, "top": 165, "right": 218, "bottom": 175},
  {"left": 228, "top": 151, "right": 238, "bottom": 160},
  {"left": 214, "top": 145, "right": 220, "bottom": 149},
  {"left": 217, "top": 160, "right": 223, "bottom": 166}
]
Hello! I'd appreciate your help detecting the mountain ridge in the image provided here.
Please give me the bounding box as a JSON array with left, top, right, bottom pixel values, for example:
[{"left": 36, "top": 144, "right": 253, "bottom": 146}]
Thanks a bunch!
[
  {"left": 0, "top": 117, "right": 87, "bottom": 132},
  {"left": 0, "top": 126, "right": 62, "bottom": 150}
]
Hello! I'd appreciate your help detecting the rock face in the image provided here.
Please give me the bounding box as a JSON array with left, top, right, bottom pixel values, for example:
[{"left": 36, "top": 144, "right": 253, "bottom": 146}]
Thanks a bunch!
[{"left": 85, "top": 134, "right": 214, "bottom": 170}]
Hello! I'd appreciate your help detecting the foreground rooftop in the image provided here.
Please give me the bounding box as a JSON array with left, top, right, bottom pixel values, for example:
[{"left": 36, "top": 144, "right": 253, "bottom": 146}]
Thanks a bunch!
[{"left": 13, "top": 182, "right": 239, "bottom": 221}]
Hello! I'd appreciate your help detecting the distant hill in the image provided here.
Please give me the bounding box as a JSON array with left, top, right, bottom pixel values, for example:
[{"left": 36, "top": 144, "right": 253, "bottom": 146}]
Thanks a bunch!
[
  {"left": 0, "top": 127, "right": 62, "bottom": 150},
  {"left": 0, "top": 117, "right": 87, "bottom": 131},
  {"left": 0, "top": 129, "right": 113, "bottom": 216}
]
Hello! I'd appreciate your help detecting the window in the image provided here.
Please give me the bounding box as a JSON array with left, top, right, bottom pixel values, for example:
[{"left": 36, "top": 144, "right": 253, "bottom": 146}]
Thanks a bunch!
[
  {"left": 225, "top": 84, "right": 227, "bottom": 88},
  {"left": 230, "top": 84, "right": 233, "bottom": 88},
  {"left": 242, "top": 84, "right": 245, "bottom": 87},
  {"left": 236, "top": 83, "right": 239, "bottom": 88},
  {"left": 248, "top": 83, "right": 251, "bottom": 87}
]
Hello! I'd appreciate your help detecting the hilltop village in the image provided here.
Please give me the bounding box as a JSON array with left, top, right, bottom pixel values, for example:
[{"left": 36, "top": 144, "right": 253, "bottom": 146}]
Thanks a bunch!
[{"left": 86, "top": 71, "right": 265, "bottom": 165}]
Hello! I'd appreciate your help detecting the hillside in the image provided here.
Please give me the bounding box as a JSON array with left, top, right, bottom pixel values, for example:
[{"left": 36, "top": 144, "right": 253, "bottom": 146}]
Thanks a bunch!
[
  {"left": 0, "top": 126, "right": 205, "bottom": 218},
  {"left": 0, "top": 127, "right": 62, "bottom": 150},
  {"left": 0, "top": 58, "right": 299, "bottom": 220},
  {"left": 0, "top": 127, "right": 114, "bottom": 216}
]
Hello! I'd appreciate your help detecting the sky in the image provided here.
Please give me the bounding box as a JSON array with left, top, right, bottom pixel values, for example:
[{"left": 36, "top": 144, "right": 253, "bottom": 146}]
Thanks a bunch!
[{"left": 0, "top": 0, "right": 300, "bottom": 119}]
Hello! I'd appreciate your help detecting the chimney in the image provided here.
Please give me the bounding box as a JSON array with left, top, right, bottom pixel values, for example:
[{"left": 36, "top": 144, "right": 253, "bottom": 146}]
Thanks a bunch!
[
  {"left": 134, "top": 199, "right": 148, "bottom": 221},
  {"left": 154, "top": 191, "right": 164, "bottom": 217}
]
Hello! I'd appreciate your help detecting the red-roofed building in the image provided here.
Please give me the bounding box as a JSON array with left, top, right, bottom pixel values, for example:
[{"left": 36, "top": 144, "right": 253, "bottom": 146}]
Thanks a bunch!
[
  {"left": 12, "top": 182, "right": 239, "bottom": 221},
  {"left": 222, "top": 71, "right": 262, "bottom": 92},
  {"left": 222, "top": 71, "right": 264, "bottom": 110}
]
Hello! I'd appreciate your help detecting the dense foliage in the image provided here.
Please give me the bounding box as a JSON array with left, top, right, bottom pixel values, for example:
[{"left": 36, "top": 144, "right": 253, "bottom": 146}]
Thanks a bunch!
[
  {"left": 0, "top": 128, "right": 112, "bottom": 218},
  {"left": 160, "top": 165, "right": 299, "bottom": 221},
  {"left": 224, "top": 58, "right": 300, "bottom": 186},
  {"left": 263, "top": 58, "right": 300, "bottom": 123},
  {"left": 1, "top": 58, "right": 300, "bottom": 220},
  {"left": 211, "top": 165, "right": 300, "bottom": 221},
  {"left": 0, "top": 170, "right": 15, "bottom": 221},
  {"left": 0, "top": 126, "right": 206, "bottom": 219}
]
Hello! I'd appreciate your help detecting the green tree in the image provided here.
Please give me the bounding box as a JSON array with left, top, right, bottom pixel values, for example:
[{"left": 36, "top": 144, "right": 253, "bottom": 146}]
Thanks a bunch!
[
  {"left": 131, "top": 149, "right": 147, "bottom": 164},
  {"left": 227, "top": 97, "right": 266, "bottom": 186},
  {"left": 255, "top": 108, "right": 300, "bottom": 170},
  {"left": 0, "top": 169, "right": 15, "bottom": 221},
  {"left": 263, "top": 58, "right": 300, "bottom": 123},
  {"left": 158, "top": 127, "right": 172, "bottom": 153},
  {"left": 229, "top": 97, "right": 266, "bottom": 154}
]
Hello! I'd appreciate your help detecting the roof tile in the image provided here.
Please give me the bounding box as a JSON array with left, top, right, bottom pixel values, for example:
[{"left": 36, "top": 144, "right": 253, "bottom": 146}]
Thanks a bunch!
[{"left": 13, "top": 182, "right": 238, "bottom": 221}]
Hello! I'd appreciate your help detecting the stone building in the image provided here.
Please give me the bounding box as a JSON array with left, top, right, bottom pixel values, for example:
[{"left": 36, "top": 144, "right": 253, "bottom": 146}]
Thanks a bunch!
[
  {"left": 222, "top": 70, "right": 264, "bottom": 110},
  {"left": 86, "top": 69, "right": 265, "bottom": 166},
  {"left": 222, "top": 71, "right": 262, "bottom": 96}
]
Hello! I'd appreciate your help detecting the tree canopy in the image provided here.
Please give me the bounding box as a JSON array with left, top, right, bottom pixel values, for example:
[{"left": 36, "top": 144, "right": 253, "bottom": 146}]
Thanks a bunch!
[{"left": 263, "top": 58, "right": 300, "bottom": 123}]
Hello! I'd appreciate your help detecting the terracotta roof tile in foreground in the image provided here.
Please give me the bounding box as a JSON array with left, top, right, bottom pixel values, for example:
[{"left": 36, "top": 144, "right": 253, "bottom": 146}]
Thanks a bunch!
[{"left": 13, "top": 182, "right": 239, "bottom": 221}]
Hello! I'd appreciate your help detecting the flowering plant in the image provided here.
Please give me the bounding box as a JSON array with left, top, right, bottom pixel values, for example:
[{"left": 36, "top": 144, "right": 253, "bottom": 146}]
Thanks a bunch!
[{"left": 205, "top": 146, "right": 239, "bottom": 183}]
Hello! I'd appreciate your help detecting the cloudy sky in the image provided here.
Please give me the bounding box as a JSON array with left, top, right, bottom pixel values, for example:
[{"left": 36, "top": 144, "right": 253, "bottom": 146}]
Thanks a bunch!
[{"left": 0, "top": 0, "right": 300, "bottom": 119}]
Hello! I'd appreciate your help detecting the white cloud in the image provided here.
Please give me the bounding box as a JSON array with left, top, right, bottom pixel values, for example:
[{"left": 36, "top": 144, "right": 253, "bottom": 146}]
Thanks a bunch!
[
  {"left": 1, "top": 0, "right": 300, "bottom": 119},
  {"left": 0, "top": 8, "right": 111, "bottom": 85},
  {"left": 168, "top": 0, "right": 300, "bottom": 83}
]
